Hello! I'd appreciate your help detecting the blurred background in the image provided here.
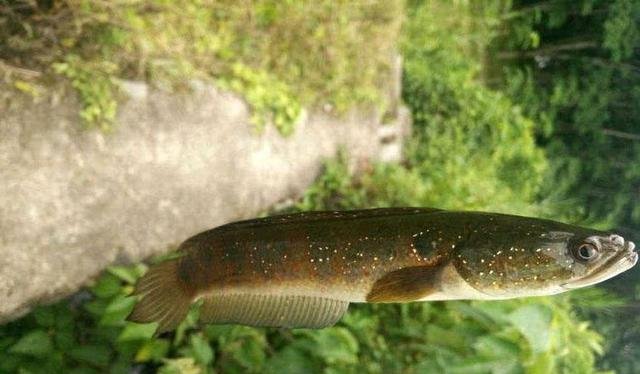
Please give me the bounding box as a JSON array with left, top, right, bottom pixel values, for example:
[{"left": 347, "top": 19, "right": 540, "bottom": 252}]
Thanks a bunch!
[{"left": 1, "top": 0, "right": 639, "bottom": 373}]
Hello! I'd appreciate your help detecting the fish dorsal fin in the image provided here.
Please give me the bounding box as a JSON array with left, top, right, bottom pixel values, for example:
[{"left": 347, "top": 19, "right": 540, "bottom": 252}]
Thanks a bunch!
[
  {"left": 199, "top": 293, "right": 349, "bottom": 329},
  {"left": 366, "top": 266, "right": 440, "bottom": 303},
  {"left": 219, "top": 207, "right": 444, "bottom": 230}
]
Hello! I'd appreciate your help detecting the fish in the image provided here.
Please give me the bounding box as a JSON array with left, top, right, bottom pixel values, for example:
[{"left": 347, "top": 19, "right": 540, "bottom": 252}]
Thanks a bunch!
[{"left": 127, "top": 207, "right": 638, "bottom": 333}]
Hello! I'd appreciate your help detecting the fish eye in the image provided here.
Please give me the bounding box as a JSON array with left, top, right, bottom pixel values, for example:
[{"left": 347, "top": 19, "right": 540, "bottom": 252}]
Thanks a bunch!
[{"left": 575, "top": 243, "right": 599, "bottom": 261}]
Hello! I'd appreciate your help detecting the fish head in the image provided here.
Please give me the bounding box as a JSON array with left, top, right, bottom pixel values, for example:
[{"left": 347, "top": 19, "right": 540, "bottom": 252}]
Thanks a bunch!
[
  {"left": 452, "top": 216, "right": 637, "bottom": 299},
  {"left": 559, "top": 232, "right": 637, "bottom": 290}
]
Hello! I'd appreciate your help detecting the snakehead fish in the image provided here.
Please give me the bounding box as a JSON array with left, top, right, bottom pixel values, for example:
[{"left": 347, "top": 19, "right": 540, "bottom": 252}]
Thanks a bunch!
[{"left": 127, "top": 208, "right": 637, "bottom": 332}]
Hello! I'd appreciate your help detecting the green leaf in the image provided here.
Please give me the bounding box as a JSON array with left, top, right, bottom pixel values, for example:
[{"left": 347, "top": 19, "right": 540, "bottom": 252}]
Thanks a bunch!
[
  {"left": 230, "top": 336, "right": 267, "bottom": 370},
  {"left": 189, "top": 334, "right": 214, "bottom": 366},
  {"left": 118, "top": 322, "right": 157, "bottom": 342},
  {"left": 527, "top": 351, "right": 554, "bottom": 374},
  {"left": 449, "top": 357, "right": 520, "bottom": 374},
  {"left": 508, "top": 304, "right": 552, "bottom": 353},
  {"left": 99, "top": 295, "right": 136, "bottom": 326},
  {"left": 473, "top": 336, "right": 521, "bottom": 359},
  {"left": 54, "top": 329, "right": 76, "bottom": 352},
  {"left": 32, "top": 307, "right": 57, "bottom": 327},
  {"left": 91, "top": 273, "right": 123, "bottom": 299},
  {"left": 265, "top": 346, "right": 317, "bottom": 374},
  {"left": 158, "top": 358, "right": 201, "bottom": 374},
  {"left": 68, "top": 344, "right": 112, "bottom": 367},
  {"left": 107, "top": 266, "right": 140, "bottom": 285},
  {"left": 135, "top": 339, "right": 170, "bottom": 362},
  {"left": 9, "top": 330, "right": 54, "bottom": 358},
  {"left": 308, "top": 327, "right": 359, "bottom": 365}
]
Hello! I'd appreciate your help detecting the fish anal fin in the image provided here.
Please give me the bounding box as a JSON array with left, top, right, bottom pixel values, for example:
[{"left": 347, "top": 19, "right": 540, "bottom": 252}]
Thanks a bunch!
[
  {"left": 199, "top": 293, "right": 349, "bottom": 329},
  {"left": 366, "top": 266, "right": 440, "bottom": 303}
]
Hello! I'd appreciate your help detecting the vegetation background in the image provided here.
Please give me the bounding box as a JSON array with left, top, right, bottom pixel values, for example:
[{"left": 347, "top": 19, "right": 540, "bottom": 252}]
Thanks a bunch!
[{"left": 1, "top": 0, "right": 639, "bottom": 373}]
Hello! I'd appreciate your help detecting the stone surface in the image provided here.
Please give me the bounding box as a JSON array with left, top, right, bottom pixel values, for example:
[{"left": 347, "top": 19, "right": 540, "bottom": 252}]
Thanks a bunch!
[{"left": 0, "top": 82, "right": 410, "bottom": 323}]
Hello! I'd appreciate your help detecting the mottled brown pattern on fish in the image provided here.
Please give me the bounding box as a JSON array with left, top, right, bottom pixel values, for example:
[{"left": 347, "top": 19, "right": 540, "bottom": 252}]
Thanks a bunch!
[
  {"left": 176, "top": 208, "right": 448, "bottom": 300},
  {"left": 172, "top": 208, "right": 637, "bottom": 303}
]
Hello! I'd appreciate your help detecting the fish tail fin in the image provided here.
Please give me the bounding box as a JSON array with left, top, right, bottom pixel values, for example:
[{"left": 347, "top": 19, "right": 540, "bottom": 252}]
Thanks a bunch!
[{"left": 127, "top": 258, "right": 195, "bottom": 333}]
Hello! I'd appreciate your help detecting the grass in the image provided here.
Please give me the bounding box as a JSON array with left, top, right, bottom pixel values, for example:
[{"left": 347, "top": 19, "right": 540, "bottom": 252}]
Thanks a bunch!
[{"left": 1, "top": 0, "right": 403, "bottom": 133}]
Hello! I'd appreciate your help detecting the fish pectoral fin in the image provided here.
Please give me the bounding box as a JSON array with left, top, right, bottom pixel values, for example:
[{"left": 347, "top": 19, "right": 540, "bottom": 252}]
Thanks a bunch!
[
  {"left": 366, "top": 266, "right": 439, "bottom": 303},
  {"left": 199, "top": 293, "right": 349, "bottom": 329}
]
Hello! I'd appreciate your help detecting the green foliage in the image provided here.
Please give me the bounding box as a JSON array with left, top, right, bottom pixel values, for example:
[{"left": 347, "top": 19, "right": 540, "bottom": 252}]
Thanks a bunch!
[
  {"left": 389, "top": 0, "right": 547, "bottom": 214},
  {"left": 490, "top": 1, "right": 640, "bottom": 372},
  {"left": 218, "top": 63, "right": 301, "bottom": 136},
  {"left": 52, "top": 55, "right": 118, "bottom": 131},
  {"left": 603, "top": 0, "right": 640, "bottom": 62},
  {"left": 493, "top": 0, "right": 640, "bottom": 230},
  {"left": 1, "top": 0, "right": 402, "bottom": 133}
]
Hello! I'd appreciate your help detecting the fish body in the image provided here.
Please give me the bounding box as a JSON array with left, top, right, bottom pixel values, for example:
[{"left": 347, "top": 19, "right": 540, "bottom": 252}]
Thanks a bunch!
[{"left": 128, "top": 208, "right": 637, "bottom": 332}]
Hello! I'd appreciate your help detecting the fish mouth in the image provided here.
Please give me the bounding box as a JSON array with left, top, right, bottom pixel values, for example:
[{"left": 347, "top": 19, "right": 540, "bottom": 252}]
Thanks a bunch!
[{"left": 562, "top": 240, "right": 637, "bottom": 289}]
